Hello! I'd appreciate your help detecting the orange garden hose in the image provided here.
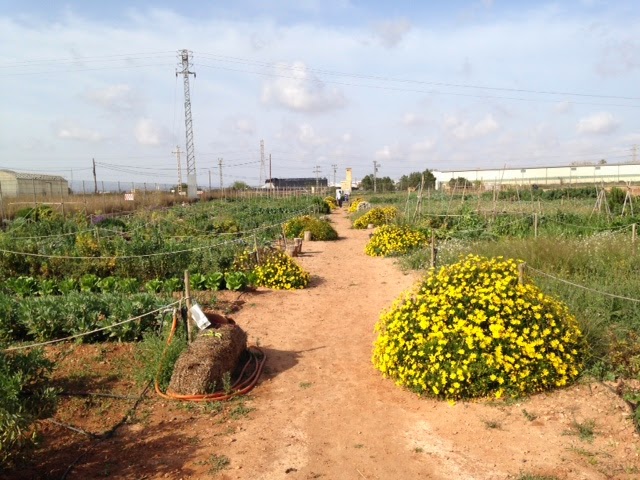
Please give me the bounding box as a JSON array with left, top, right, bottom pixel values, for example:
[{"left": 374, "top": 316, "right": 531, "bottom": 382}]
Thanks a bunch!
[{"left": 154, "top": 312, "right": 266, "bottom": 402}]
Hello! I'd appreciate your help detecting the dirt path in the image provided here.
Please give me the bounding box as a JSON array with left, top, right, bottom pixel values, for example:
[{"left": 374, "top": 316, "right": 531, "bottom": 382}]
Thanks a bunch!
[
  {"left": 199, "top": 210, "right": 640, "bottom": 480},
  {"left": 10, "top": 209, "right": 640, "bottom": 480}
]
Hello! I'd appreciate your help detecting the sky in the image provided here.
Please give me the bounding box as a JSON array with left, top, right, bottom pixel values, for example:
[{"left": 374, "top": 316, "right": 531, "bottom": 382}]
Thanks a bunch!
[{"left": 1, "top": 0, "right": 640, "bottom": 188}]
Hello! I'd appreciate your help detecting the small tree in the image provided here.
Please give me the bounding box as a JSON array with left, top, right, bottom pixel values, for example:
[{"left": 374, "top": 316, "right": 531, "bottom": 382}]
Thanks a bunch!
[
  {"left": 398, "top": 170, "right": 436, "bottom": 191},
  {"left": 230, "top": 181, "right": 250, "bottom": 190}
]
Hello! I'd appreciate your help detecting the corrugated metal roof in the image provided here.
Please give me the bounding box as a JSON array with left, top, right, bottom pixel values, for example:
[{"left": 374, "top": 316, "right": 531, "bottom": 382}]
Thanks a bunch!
[{"left": 0, "top": 169, "right": 67, "bottom": 182}]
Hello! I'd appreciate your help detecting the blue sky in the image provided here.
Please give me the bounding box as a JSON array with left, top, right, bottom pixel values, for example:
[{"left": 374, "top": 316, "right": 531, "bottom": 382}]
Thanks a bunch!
[{"left": 1, "top": 0, "right": 639, "bottom": 187}]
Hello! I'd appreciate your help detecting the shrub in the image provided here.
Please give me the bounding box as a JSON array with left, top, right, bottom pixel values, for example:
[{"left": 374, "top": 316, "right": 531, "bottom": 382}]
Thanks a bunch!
[
  {"left": 0, "top": 348, "right": 57, "bottom": 466},
  {"left": 348, "top": 198, "right": 365, "bottom": 213},
  {"left": 324, "top": 197, "right": 338, "bottom": 209},
  {"left": 353, "top": 207, "right": 398, "bottom": 229},
  {"left": 372, "top": 255, "right": 583, "bottom": 400},
  {"left": 253, "top": 250, "right": 310, "bottom": 290},
  {"left": 365, "top": 224, "right": 426, "bottom": 257},
  {"left": 284, "top": 215, "right": 338, "bottom": 241}
]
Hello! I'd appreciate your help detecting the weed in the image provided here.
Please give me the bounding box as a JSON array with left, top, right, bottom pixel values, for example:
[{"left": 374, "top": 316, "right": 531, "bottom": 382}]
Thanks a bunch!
[
  {"left": 222, "top": 372, "right": 232, "bottom": 394},
  {"left": 354, "top": 444, "right": 364, "bottom": 449},
  {"left": 514, "top": 474, "right": 560, "bottom": 480},
  {"left": 564, "top": 419, "right": 596, "bottom": 442},
  {"left": 483, "top": 419, "right": 502, "bottom": 429},
  {"left": 229, "top": 399, "right": 254, "bottom": 419},
  {"left": 522, "top": 409, "right": 538, "bottom": 421},
  {"left": 413, "top": 447, "right": 424, "bottom": 453},
  {"left": 197, "top": 453, "right": 230, "bottom": 475},
  {"left": 299, "top": 381, "right": 313, "bottom": 389}
]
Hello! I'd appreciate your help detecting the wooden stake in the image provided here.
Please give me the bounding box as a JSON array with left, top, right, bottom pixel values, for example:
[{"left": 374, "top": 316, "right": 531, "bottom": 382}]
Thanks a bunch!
[
  {"left": 632, "top": 223, "right": 637, "bottom": 244},
  {"left": 534, "top": 213, "right": 538, "bottom": 238},
  {"left": 184, "top": 270, "right": 193, "bottom": 342},
  {"left": 518, "top": 263, "right": 526, "bottom": 285},
  {"left": 430, "top": 230, "right": 436, "bottom": 269}
]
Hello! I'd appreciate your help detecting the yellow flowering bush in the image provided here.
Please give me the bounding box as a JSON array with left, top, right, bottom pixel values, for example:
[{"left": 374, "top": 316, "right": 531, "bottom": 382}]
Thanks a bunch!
[
  {"left": 252, "top": 250, "right": 310, "bottom": 290},
  {"left": 324, "top": 197, "right": 338, "bottom": 209},
  {"left": 348, "top": 198, "right": 365, "bottom": 213},
  {"left": 365, "top": 224, "right": 426, "bottom": 257},
  {"left": 353, "top": 207, "right": 398, "bottom": 229},
  {"left": 373, "top": 255, "right": 583, "bottom": 399}
]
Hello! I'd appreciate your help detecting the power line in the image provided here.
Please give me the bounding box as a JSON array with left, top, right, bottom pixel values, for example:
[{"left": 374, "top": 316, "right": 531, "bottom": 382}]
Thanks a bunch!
[{"left": 194, "top": 51, "right": 640, "bottom": 101}]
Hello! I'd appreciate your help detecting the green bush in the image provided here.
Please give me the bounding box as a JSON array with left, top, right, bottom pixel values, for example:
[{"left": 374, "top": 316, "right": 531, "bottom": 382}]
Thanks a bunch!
[
  {"left": 353, "top": 207, "right": 398, "bottom": 229},
  {"left": 284, "top": 215, "right": 338, "bottom": 241},
  {"left": 0, "top": 348, "right": 57, "bottom": 466}
]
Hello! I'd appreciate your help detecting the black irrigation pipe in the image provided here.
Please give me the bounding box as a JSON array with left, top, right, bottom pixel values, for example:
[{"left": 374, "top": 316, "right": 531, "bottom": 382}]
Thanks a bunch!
[{"left": 60, "top": 380, "right": 152, "bottom": 480}]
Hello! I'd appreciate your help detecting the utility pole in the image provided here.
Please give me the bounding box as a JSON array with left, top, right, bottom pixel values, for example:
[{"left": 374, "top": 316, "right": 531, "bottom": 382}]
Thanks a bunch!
[
  {"left": 313, "top": 165, "right": 321, "bottom": 192},
  {"left": 172, "top": 146, "right": 183, "bottom": 195},
  {"left": 259, "top": 140, "right": 266, "bottom": 187},
  {"left": 92, "top": 158, "right": 97, "bottom": 194},
  {"left": 332, "top": 163, "right": 337, "bottom": 187},
  {"left": 208, "top": 169, "right": 212, "bottom": 192},
  {"left": 633, "top": 144, "right": 638, "bottom": 163},
  {"left": 373, "top": 161, "right": 380, "bottom": 193},
  {"left": 269, "top": 154, "right": 272, "bottom": 185},
  {"left": 218, "top": 158, "right": 224, "bottom": 191},
  {"left": 176, "top": 49, "right": 197, "bottom": 199}
]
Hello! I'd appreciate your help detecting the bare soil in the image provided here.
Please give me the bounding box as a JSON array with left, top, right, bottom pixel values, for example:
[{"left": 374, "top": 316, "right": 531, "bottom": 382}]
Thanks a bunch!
[{"left": 4, "top": 210, "right": 640, "bottom": 480}]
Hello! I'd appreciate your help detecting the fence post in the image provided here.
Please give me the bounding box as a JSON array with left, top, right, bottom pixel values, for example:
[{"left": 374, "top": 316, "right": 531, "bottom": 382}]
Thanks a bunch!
[
  {"left": 183, "top": 270, "right": 193, "bottom": 343},
  {"left": 430, "top": 230, "right": 437, "bottom": 269},
  {"left": 518, "top": 262, "right": 526, "bottom": 285},
  {"left": 534, "top": 213, "right": 538, "bottom": 238},
  {"left": 633, "top": 223, "right": 637, "bottom": 244}
]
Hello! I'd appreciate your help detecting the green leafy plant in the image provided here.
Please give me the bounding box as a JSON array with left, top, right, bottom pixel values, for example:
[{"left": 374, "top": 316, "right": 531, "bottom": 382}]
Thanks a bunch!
[
  {"left": 80, "top": 274, "right": 100, "bottom": 293},
  {"left": 57, "top": 278, "right": 79, "bottom": 294},
  {"left": 0, "top": 348, "right": 57, "bottom": 466},
  {"left": 144, "top": 278, "right": 164, "bottom": 294},
  {"left": 204, "top": 272, "right": 225, "bottom": 291},
  {"left": 284, "top": 215, "right": 338, "bottom": 241},
  {"left": 162, "top": 277, "right": 183, "bottom": 294},
  {"left": 6, "top": 276, "right": 38, "bottom": 297},
  {"left": 189, "top": 273, "right": 207, "bottom": 291},
  {"left": 224, "top": 271, "right": 247, "bottom": 291},
  {"left": 97, "top": 276, "right": 119, "bottom": 293},
  {"left": 37, "top": 279, "right": 58, "bottom": 296}
]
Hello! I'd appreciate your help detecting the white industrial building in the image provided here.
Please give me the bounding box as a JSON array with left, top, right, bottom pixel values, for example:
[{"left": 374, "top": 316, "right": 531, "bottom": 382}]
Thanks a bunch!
[
  {"left": 0, "top": 170, "right": 69, "bottom": 198},
  {"left": 433, "top": 162, "right": 640, "bottom": 190}
]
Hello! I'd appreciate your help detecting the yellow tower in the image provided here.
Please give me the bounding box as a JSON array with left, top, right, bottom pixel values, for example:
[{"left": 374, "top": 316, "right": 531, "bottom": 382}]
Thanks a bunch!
[{"left": 340, "top": 168, "right": 352, "bottom": 194}]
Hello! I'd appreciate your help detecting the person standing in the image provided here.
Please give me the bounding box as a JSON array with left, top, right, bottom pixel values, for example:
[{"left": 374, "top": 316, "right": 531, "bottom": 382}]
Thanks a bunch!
[{"left": 336, "top": 189, "right": 343, "bottom": 207}]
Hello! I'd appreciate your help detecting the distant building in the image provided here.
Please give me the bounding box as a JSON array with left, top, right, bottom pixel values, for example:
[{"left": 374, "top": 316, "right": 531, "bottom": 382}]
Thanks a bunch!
[
  {"left": 265, "top": 177, "right": 328, "bottom": 189},
  {"left": 0, "top": 170, "right": 69, "bottom": 198},
  {"left": 340, "top": 168, "right": 353, "bottom": 194},
  {"left": 433, "top": 162, "right": 640, "bottom": 190}
]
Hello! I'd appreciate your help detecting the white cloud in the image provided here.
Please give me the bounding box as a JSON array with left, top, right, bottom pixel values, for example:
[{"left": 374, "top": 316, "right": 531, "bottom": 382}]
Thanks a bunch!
[
  {"left": 577, "top": 112, "right": 619, "bottom": 135},
  {"left": 446, "top": 114, "right": 500, "bottom": 140},
  {"left": 297, "top": 123, "right": 325, "bottom": 146},
  {"left": 375, "top": 145, "right": 394, "bottom": 161},
  {"left": 56, "top": 122, "right": 103, "bottom": 142},
  {"left": 411, "top": 139, "right": 436, "bottom": 154},
  {"left": 134, "top": 118, "right": 161, "bottom": 145},
  {"left": 341, "top": 132, "right": 352, "bottom": 143},
  {"left": 554, "top": 101, "right": 572, "bottom": 114},
  {"left": 372, "top": 18, "right": 412, "bottom": 48},
  {"left": 401, "top": 113, "right": 425, "bottom": 127},
  {"left": 84, "top": 84, "right": 137, "bottom": 112},
  {"left": 261, "top": 62, "right": 347, "bottom": 112},
  {"left": 597, "top": 39, "right": 640, "bottom": 76},
  {"left": 234, "top": 118, "right": 255, "bottom": 135}
]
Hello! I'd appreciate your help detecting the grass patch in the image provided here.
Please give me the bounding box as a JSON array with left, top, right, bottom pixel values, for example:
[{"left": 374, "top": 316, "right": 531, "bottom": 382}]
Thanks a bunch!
[
  {"left": 564, "top": 419, "right": 596, "bottom": 442},
  {"left": 522, "top": 409, "right": 538, "bottom": 421},
  {"left": 299, "top": 381, "right": 313, "bottom": 389}
]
